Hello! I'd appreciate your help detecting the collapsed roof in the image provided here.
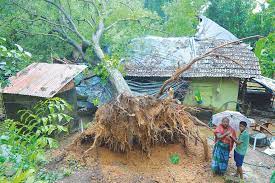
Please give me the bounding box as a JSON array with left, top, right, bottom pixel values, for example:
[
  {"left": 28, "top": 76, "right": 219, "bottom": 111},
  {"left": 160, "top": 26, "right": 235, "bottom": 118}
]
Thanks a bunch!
[
  {"left": 125, "top": 37, "right": 261, "bottom": 78},
  {"left": 124, "top": 16, "right": 261, "bottom": 79}
]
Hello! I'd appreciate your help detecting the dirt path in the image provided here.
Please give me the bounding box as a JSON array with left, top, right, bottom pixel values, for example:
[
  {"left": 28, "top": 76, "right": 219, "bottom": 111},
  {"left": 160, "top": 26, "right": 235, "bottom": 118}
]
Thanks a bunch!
[{"left": 240, "top": 148, "right": 274, "bottom": 182}]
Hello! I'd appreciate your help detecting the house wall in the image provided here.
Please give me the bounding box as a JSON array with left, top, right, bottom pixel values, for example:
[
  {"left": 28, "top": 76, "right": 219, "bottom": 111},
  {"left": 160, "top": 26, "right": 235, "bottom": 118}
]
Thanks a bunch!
[{"left": 183, "top": 78, "right": 240, "bottom": 112}]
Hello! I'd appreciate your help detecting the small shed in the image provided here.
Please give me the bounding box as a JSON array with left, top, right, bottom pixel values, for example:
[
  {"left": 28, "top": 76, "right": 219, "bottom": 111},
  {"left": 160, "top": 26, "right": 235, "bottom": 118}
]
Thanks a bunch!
[{"left": 2, "top": 63, "right": 87, "bottom": 120}]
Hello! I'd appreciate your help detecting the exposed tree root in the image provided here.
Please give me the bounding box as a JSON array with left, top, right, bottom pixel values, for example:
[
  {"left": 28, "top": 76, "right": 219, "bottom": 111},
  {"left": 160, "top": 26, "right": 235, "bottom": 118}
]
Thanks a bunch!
[{"left": 71, "top": 93, "right": 209, "bottom": 161}]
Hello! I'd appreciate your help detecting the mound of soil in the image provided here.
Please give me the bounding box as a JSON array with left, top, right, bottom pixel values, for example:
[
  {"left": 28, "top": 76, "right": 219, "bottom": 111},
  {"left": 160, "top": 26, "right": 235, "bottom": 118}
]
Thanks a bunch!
[{"left": 58, "top": 142, "right": 223, "bottom": 183}]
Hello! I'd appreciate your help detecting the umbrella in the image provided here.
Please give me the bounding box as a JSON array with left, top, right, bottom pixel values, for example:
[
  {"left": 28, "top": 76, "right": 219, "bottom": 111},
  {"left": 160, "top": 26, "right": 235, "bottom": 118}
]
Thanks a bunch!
[{"left": 212, "top": 110, "right": 252, "bottom": 131}]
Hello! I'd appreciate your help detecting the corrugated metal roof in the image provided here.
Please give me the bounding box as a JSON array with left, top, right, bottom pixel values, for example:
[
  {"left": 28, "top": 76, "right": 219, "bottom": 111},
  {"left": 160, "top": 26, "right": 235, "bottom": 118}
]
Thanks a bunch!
[
  {"left": 252, "top": 76, "right": 275, "bottom": 95},
  {"left": 2, "top": 63, "right": 87, "bottom": 98}
]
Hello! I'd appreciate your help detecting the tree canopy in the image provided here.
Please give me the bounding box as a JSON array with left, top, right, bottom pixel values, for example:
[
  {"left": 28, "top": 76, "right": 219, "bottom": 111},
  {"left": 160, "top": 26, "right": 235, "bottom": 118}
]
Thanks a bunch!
[
  {"left": 206, "top": 0, "right": 274, "bottom": 38},
  {"left": 0, "top": 0, "right": 273, "bottom": 79}
]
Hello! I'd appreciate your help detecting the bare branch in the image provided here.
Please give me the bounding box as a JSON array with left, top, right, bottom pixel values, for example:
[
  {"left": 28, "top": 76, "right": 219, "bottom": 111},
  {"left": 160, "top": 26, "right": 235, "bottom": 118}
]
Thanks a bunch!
[
  {"left": 92, "top": 20, "right": 104, "bottom": 45},
  {"left": 77, "top": 19, "right": 95, "bottom": 29},
  {"left": 203, "top": 35, "right": 263, "bottom": 55},
  {"left": 119, "top": 1, "right": 134, "bottom": 12},
  {"left": 208, "top": 53, "right": 243, "bottom": 68},
  {"left": 105, "top": 16, "right": 158, "bottom": 32},
  {"left": 81, "top": 0, "right": 101, "bottom": 16},
  {"left": 17, "top": 29, "right": 66, "bottom": 41},
  {"left": 44, "top": 0, "right": 86, "bottom": 42},
  {"left": 52, "top": 28, "right": 85, "bottom": 59}
]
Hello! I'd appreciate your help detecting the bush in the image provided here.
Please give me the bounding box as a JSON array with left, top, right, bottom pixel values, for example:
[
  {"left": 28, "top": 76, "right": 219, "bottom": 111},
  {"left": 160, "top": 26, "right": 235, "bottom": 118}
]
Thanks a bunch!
[{"left": 0, "top": 98, "right": 73, "bottom": 182}]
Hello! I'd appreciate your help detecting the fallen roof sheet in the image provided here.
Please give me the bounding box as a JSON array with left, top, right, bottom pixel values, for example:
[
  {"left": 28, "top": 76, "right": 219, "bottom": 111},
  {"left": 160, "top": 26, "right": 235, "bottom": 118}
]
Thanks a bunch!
[
  {"left": 252, "top": 76, "right": 275, "bottom": 95},
  {"left": 2, "top": 63, "right": 87, "bottom": 98},
  {"left": 195, "top": 16, "right": 238, "bottom": 41}
]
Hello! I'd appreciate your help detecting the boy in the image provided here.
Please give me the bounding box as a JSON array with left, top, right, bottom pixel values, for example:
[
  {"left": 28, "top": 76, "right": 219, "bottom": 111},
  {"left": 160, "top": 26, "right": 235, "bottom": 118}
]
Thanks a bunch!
[{"left": 231, "top": 121, "right": 249, "bottom": 180}]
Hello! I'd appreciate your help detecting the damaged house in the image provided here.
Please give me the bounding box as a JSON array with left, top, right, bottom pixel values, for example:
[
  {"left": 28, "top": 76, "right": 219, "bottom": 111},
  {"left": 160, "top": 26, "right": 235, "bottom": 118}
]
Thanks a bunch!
[{"left": 124, "top": 16, "right": 261, "bottom": 112}]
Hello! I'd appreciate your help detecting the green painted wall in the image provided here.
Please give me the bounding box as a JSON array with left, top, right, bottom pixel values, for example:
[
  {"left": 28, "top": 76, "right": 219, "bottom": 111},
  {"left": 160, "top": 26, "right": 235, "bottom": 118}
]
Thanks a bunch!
[{"left": 183, "top": 78, "right": 240, "bottom": 112}]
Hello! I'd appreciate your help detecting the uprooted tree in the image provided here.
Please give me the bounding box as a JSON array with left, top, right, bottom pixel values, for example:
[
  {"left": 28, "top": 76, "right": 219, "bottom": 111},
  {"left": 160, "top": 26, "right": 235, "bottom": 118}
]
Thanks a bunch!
[
  {"left": 8, "top": 1, "right": 261, "bottom": 160},
  {"left": 70, "top": 36, "right": 261, "bottom": 161}
]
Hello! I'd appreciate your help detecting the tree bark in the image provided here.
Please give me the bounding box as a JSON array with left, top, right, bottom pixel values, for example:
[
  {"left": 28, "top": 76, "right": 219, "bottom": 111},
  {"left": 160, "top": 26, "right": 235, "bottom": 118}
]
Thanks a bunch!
[{"left": 92, "top": 21, "right": 132, "bottom": 95}]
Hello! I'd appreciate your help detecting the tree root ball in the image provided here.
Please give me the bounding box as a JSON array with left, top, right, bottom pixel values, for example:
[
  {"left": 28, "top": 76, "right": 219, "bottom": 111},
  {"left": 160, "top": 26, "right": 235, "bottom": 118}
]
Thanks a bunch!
[{"left": 71, "top": 94, "right": 209, "bottom": 160}]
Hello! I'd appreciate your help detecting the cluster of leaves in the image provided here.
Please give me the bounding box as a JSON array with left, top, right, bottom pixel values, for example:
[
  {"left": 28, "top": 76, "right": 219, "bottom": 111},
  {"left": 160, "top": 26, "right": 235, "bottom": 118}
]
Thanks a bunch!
[
  {"left": 36, "top": 168, "right": 72, "bottom": 183},
  {"left": 206, "top": 0, "right": 274, "bottom": 39},
  {"left": 206, "top": 0, "right": 274, "bottom": 77},
  {"left": 255, "top": 33, "right": 275, "bottom": 78},
  {"left": 169, "top": 153, "right": 180, "bottom": 165},
  {"left": 144, "top": 0, "right": 170, "bottom": 17},
  {"left": 93, "top": 56, "right": 125, "bottom": 81},
  {"left": 0, "top": 37, "right": 32, "bottom": 88},
  {"left": 0, "top": 98, "right": 73, "bottom": 183},
  {"left": 206, "top": 0, "right": 255, "bottom": 38},
  {"left": 162, "top": 0, "right": 206, "bottom": 36}
]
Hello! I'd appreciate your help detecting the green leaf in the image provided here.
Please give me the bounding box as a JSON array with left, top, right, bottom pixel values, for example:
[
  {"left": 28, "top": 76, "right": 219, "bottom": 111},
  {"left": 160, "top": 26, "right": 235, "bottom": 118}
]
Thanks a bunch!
[
  {"left": 37, "top": 137, "right": 48, "bottom": 147},
  {"left": 12, "top": 168, "right": 35, "bottom": 183},
  {"left": 255, "top": 38, "right": 266, "bottom": 57},
  {"left": 47, "top": 138, "right": 58, "bottom": 148},
  {"left": 169, "top": 153, "right": 180, "bottom": 165},
  {"left": 63, "top": 114, "right": 73, "bottom": 122},
  {"left": 0, "top": 37, "right": 6, "bottom": 42},
  {"left": 48, "top": 105, "right": 55, "bottom": 113},
  {"left": 36, "top": 129, "right": 41, "bottom": 136},
  {"left": 24, "top": 51, "right": 32, "bottom": 58},
  {"left": 0, "top": 156, "right": 6, "bottom": 163},
  {"left": 14, "top": 44, "right": 24, "bottom": 52},
  {"left": 57, "top": 114, "right": 63, "bottom": 122},
  {"left": 57, "top": 125, "right": 68, "bottom": 132},
  {"left": 41, "top": 117, "right": 48, "bottom": 126},
  {"left": 46, "top": 124, "right": 56, "bottom": 135}
]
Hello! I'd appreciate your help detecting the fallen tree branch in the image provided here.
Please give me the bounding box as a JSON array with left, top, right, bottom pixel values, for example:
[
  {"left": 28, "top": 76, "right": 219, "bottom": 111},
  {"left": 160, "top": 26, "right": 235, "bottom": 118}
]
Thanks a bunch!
[{"left": 156, "top": 35, "right": 263, "bottom": 98}]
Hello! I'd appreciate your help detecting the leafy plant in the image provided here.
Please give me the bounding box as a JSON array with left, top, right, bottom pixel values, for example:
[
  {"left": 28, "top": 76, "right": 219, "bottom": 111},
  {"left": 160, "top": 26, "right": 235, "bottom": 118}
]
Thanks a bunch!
[
  {"left": 206, "top": 0, "right": 255, "bottom": 38},
  {"left": 0, "top": 37, "right": 32, "bottom": 88},
  {"left": 0, "top": 98, "right": 72, "bottom": 182},
  {"left": 255, "top": 32, "right": 275, "bottom": 78},
  {"left": 93, "top": 56, "right": 125, "bottom": 81},
  {"left": 92, "top": 98, "right": 100, "bottom": 107},
  {"left": 206, "top": 0, "right": 273, "bottom": 40},
  {"left": 169, "top": 153, "right": 180, "bottom": 165},
  {"left": 18, "top": 97, "right": 73, "bottom": 148},
  {"left": 162, "top": 0, "right": 206, "bottom": 36}
]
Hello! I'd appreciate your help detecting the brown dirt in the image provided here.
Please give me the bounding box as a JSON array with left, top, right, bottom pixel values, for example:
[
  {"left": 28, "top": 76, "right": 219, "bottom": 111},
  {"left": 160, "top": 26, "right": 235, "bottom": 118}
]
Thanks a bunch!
[
  {"left": 48, "top": 93, "right": 225, "bottom": 182},
  {"left": 57, "top": 141, "right": 223, "bottom": 183},
  {"left": 44, "top": 125, "right": 226, "bottom": 183}
]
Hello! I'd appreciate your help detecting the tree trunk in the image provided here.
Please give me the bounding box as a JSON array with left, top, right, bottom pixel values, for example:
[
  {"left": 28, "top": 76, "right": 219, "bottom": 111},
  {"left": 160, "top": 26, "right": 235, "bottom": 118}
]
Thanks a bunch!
[
  {"left": 92, "top": 29, "right": 132, "bottom": 95},
  {"left": 91, "top": 21, "right": 132, "bottom": 95}
]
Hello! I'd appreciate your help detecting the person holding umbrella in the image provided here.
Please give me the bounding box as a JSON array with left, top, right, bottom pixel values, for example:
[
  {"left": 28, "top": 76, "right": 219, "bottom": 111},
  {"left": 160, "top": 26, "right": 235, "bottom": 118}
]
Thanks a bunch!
[{"left": 211, "top": 117, "right": 237, "bottom": 175}]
